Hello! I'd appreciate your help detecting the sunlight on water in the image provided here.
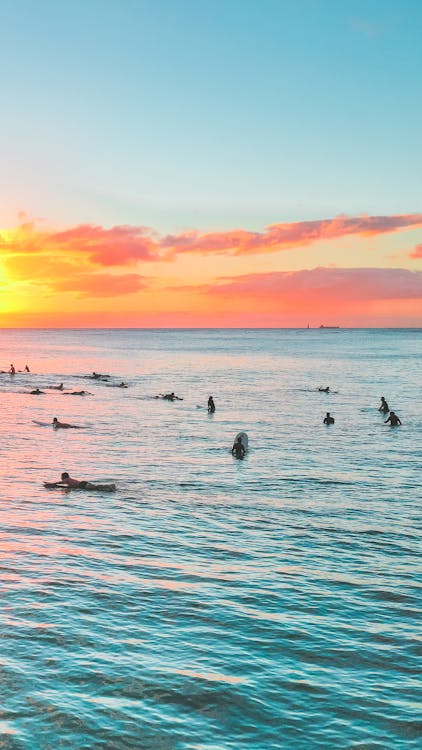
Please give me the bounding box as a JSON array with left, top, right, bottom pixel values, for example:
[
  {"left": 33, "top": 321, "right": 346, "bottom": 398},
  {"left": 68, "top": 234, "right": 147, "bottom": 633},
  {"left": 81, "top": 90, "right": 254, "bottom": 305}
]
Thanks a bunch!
[{"left": 0, "top": 328, "right": 421, "bottom": 749}]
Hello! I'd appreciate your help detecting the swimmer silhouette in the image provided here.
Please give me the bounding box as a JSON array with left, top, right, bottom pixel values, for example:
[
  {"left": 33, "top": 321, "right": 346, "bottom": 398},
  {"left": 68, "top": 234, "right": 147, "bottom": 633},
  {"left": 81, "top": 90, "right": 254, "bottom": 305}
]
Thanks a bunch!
[
  {"left": 379, "top": 396, "right": 389, "bottom": 413},
  {"left": 385, "top": 411, "right": 402, "bottom": 426}
]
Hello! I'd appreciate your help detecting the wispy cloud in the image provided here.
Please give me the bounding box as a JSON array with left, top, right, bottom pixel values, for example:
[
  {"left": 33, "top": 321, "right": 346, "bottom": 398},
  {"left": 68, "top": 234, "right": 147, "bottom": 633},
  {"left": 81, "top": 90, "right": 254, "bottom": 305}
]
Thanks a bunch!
[
  {"left": 193, "top": 267, "right": 422, "bottom": 301},
  {"left": 161, "top": 214, "right": 422, "bottom": 257},
  {"left": 1, "top": 213, "right": 422, "bottom": 268}
]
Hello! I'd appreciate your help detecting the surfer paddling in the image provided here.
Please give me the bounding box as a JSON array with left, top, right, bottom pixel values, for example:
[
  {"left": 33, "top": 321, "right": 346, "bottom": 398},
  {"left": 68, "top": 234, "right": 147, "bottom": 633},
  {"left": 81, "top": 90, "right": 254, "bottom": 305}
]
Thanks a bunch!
[
  {"left": 52, "top": 417, "right": 83, "bottom": 429},
  {"left": 45, "top": 472, "right": 116, "bottom": 491}
]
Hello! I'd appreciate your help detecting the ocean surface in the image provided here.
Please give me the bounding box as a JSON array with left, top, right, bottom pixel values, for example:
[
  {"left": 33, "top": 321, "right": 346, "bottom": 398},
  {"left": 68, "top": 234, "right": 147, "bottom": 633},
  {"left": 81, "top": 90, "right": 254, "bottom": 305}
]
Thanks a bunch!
[{"left": 0, "top": 328, "right": 420, "bottom": 750}]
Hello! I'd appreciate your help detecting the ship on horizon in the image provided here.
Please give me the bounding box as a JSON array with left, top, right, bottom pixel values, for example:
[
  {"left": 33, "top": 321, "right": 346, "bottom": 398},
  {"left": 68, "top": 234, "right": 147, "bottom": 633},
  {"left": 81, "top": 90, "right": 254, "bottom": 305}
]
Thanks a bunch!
[{"left": 319, "top": 324, "right": 340, "bottom": 329}]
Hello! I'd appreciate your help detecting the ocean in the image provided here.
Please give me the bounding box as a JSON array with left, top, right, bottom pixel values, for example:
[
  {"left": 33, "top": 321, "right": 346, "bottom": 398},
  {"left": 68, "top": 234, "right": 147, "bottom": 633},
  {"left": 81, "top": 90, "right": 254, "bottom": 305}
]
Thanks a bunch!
[{"left": 0, "top": 328, "right": 420, "bottom": 749}]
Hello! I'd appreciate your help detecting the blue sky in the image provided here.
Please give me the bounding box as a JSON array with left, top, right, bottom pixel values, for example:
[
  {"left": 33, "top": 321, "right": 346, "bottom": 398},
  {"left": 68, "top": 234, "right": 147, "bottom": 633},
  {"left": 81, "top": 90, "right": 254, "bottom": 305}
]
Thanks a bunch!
[{"left": 0, "top": 0, "right": 421, "bottom": 232}]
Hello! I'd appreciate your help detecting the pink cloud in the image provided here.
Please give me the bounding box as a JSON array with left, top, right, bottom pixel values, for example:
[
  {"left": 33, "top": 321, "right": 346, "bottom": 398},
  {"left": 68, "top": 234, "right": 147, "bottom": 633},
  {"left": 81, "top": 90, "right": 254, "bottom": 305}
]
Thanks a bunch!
[
  {"left": 194, "top": 267, "right": 422, "bottom": 301},
  {"left": 2, "top": 213, "right": 422, "bottom": 267},
  {"left": 46, "top": 224, "right": 160, "bottom": 265},
  {"left": 161, "top": 214, "right": 422, "bottom": 256},
  {"left": 409, "top": 244, "right": 422, "bottom": 259}
]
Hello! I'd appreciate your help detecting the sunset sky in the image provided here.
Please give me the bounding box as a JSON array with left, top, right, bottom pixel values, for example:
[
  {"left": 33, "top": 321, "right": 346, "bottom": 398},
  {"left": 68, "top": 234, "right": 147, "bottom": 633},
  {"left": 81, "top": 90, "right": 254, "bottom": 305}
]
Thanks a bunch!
[{"left": 0, "top": 0, "right": 421, "bottom": 327}]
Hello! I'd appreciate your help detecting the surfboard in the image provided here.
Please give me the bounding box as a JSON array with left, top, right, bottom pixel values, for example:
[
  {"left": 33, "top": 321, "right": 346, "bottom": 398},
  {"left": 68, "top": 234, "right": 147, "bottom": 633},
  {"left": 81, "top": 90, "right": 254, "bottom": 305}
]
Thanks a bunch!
[
  {"left": 33, "top": 420, "right": 87, "bottom": 428},
  {"left": 44, "top": 482, "right": 116, "bottom": 492},
  {"left": 234, "top": 431, "right": 248, "bottom": 451}
]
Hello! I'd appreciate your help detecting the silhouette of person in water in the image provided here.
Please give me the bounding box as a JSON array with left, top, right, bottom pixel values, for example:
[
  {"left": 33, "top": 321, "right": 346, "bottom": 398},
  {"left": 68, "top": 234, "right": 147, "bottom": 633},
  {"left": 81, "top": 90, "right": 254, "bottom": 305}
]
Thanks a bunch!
[
  {"left": 208, "top": 395, "right": 215, "bottom": 413},
  {"left": 48, "top": 472, "right": 116, "bottom": 491},
  {"left": 30, "top": 388, "right": 44, "bottom": 394},
  {"left": 53, "top": 417, "right": 81, "bottom": 429},
  {"left": 9, "top": 364, "right": 16, "bottom": 375},
  {"left": 385, "top": 411, "right": 402, "bottom": 426},
  {"left": 323, "top": 412, "right": 335, "bottom": 424},
  {"left": 318, "top": 386, "right": 329, "bottom": 393},
  {"left": 232, "top": 436, "right": 246, "bottom": 459},
  {"left": 159, "top": 392, "right": 183, "bottom": 401},
  {"left": 24, "top": 365, "right": 30, "bottom": 372},
  {"left": 379, "top": 396, "right": 389, "bottom": 413}
]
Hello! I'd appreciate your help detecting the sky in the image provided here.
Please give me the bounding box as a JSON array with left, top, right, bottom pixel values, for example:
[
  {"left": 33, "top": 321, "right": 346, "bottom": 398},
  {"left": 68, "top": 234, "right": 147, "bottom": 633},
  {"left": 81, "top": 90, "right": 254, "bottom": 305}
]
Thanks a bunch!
[{"left": 0, "top": 0, "right": 421, "bottom": 327}]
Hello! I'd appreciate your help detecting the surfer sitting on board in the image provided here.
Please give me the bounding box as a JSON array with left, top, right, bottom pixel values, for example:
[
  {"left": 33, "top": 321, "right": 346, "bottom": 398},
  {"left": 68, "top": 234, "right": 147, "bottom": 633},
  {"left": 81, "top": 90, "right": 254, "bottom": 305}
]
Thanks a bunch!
[
  {"left": 318, "top": 386, "right": 330, "bottom": 393},
  {"left": 232, "top": 436, "right": 246, "bottom": 459},
  {"left": 323, "top": 412, "right": 335, "bottom": 424},
  {"left": 208, "top": 395, "right": 215, "bottom": 413},
  {"left": 53, "top": 417, "right": 82, "bottom": 429},
  {"left": 30, "top": 388, "right": 44, "bottom": 394}
]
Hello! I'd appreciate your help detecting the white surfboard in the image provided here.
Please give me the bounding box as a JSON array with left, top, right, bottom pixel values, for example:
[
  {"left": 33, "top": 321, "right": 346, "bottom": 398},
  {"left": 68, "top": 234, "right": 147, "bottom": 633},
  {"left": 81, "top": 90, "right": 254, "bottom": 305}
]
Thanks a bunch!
[{"left": 234, "top": 431, "right": 248, "bottom": 451}]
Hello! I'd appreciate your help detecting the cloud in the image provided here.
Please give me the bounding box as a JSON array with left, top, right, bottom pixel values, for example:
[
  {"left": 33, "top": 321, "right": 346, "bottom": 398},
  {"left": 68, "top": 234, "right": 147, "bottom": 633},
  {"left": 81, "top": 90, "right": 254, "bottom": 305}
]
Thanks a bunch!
[
  {"left": 161, "top": 214, "right": 422, "bottom": 257},
  {"left": 50, "top": 272, "right": 147, "bottom": 298},
  {"left": 2, "top": 213, "right": 422, "bottom": 268},
  {"left": 194, "top": 267, "right": 422, "bottom": 301},
  {"left": 0, "top": 223, "right": 160, "bottom": 265},
  {"left": 409, "top": 243, "right": 422, "bottom": 259}
]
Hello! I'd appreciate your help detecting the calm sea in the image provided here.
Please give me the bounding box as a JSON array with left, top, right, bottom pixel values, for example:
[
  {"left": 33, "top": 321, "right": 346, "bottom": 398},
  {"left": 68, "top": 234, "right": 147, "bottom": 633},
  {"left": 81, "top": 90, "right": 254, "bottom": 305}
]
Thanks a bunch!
[{"left": 0, "top": 328, "right": 420, "bottom": 749}]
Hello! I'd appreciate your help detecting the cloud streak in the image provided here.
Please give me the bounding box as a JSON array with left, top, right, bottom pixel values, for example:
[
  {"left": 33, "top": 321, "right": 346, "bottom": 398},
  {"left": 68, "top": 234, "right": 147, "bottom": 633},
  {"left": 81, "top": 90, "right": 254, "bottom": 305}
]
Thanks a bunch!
[
  {"left": 1, "top": 213, "right": 422, "bottom": 268},
  {"left": 192, "top": 267, "right": 422, "bottom": 302},
  {"left": 161, "top": 214, "right": 422, "bottom": 257}
]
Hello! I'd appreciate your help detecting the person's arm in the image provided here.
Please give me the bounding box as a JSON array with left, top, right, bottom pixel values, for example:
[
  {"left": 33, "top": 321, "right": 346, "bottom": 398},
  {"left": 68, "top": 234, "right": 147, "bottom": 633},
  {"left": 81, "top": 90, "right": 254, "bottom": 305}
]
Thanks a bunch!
[
  {"left": 384, "top": 417, "right": 390, "bottom": 423},
  {"left": 397, "top": 417, "right": 402, "bottom": 424}
]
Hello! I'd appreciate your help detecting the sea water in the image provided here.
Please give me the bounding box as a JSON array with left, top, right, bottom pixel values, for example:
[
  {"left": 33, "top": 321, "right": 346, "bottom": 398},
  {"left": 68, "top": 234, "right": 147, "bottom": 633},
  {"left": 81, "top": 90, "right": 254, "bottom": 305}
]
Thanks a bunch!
[{"left": 0, "top": 328, "right": 420, "bottom": 749}]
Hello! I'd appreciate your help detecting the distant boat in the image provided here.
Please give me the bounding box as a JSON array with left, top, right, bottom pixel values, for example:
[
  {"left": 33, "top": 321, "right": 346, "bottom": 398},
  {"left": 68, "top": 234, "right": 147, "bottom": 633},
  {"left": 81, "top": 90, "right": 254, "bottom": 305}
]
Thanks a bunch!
[{"left": 319, "top": 325, "right": 340, "bottom": 329}]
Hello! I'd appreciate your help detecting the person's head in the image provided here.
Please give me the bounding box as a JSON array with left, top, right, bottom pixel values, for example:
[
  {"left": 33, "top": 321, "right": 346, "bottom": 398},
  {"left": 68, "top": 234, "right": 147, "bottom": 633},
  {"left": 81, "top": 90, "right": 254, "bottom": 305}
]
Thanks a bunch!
[
  {"left": 61, "top": 472, "right": 69, "bottom": 480},
  {"left": 53, "top": 417, "right": 58, "bottom": 424},
  {"left": 390, "top": 411, "right": 395, "bottom": 416},
  {"left": 381, "top": 396, "right": 385, "bottom": 401},
  {"left": 326, "top": 412, "right": 330, "bottom": 417}
]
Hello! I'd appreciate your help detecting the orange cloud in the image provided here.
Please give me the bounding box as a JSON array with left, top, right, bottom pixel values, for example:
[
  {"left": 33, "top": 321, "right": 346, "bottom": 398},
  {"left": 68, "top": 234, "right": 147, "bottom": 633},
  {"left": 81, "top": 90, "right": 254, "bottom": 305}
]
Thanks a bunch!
[
  {"left": 2, "top": 213, "right": 422, "bottom": 268},
  {"left": 0, "top": 223, "right": 159, "bottom": 266},
  {"left": 50, "top": 272, "right": 147, "bottom": 298}
]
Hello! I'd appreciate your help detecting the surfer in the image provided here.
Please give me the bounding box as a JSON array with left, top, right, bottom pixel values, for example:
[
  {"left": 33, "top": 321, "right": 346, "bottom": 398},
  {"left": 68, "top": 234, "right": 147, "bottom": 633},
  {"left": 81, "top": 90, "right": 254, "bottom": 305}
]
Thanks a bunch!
[
  {"left": 52, "top": 417, "right": 82, "bottom": 429},
  {"left": 159, "top": 392, "right": 183, "bottom": 401},
  {"left": 90, "top": 372, "right": 110, "bottom": 380},
  {"left": 385, "top": 411, "right": 402, "bottom": 426},
  {"left": 25, "top": 365, "right": 30, "bottom": 372},
  {"left": 64, "top": 390, "right": 92, "bottom": 395},
  {"left": 48, "top": 472, "right": 116, "bottom": 490},
  {"left": 232, "top": 436, "right": 246, "bottom": 459},
  {"left": 48, "top": 383, "right": 64, "bottom": 390},
  {"left": 208, "top": 395, "right": 215, "bottom": 413},
  {"left": 323, "top": 412, "right": 335, "bottom": 424},
  {"left": 30, "top": 388, "right": 44, "bottom": 394},
  {"left": 379, "top": 396, "right": 389, "bottom": 413},
  {"left": 9, "top": 364, "right": 16, "bottom": 375},
  {"left": 318, "top": 386, "right": 330, "bottom": 393}
]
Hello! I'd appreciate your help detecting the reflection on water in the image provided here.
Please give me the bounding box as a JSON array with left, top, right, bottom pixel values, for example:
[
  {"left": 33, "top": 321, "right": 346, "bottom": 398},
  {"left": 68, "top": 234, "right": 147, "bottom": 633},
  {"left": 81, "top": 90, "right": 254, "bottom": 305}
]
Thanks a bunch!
[{"left": 0, "top": 328, "right": 421, "bottom": 749}]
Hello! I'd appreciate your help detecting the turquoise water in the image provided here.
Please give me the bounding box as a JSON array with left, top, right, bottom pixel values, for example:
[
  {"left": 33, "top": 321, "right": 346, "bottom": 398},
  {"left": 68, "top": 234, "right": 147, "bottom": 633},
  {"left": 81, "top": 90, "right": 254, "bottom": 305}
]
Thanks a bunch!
[{"left": 0, "top": 328, "right": 420, "bottom": 749}]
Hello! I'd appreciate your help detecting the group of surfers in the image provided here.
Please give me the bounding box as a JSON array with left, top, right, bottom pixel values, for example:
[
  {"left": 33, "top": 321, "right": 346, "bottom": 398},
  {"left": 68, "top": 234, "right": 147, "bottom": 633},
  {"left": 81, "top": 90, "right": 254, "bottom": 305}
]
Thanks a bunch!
[{"left": 43, "top": 381, "right": 402, "bottom": 489}]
